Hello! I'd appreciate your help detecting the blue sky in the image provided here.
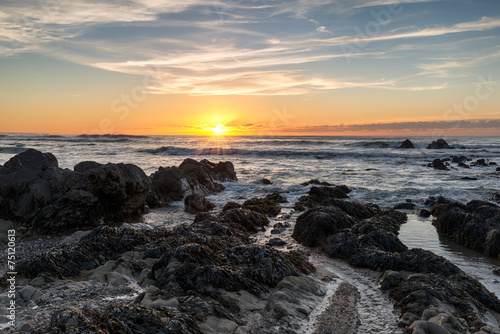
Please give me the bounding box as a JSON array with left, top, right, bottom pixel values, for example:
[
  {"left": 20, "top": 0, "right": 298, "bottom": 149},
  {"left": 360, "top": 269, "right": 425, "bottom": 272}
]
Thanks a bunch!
[{"left": 0, "top": 0, "right": 499, "bottom": 135}]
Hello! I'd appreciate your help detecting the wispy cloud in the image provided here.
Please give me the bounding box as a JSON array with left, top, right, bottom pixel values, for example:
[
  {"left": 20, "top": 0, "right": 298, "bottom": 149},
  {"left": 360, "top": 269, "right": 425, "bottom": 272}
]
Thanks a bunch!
[{"left": 284, "top": 119, "right": 500, "bottom": 133}]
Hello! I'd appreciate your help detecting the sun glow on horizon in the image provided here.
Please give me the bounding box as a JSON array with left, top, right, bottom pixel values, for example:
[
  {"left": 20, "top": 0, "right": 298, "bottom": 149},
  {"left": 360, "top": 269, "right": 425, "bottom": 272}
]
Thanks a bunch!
[{"left": 212, "top": 124, "right": 227, "bottom": 136}]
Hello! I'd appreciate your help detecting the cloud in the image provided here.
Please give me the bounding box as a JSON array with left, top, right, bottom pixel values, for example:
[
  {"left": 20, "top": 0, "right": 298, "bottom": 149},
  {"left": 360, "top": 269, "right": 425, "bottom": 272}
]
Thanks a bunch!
[{"left": 285, "top": 119, "right": 500, "bottom": 133}]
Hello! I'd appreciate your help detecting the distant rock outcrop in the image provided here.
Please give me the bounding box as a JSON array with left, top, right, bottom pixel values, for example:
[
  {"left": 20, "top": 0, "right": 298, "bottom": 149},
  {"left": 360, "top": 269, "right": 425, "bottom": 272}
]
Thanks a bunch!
[
  {"left": 150, "top": 158, "right": 237, "bottom": 204},
  {"left": 426, "top": 139, "right": 451, "bottom": 149},
  {"left": 399, "top": 139, "right": 415, "bottom": 149},
  {"left": 427, "top": 158, "right": 449, "bottom": 170}
]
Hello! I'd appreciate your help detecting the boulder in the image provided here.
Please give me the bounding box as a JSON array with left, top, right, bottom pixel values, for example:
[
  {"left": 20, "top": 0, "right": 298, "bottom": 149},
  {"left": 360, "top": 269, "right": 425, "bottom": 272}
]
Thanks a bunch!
[
  {"left": 427, "top": 139, "right": 451, "bottom": 149},
  {"left": 241, "top": 192, "right": 287, "bottom": 217},
  {"left": 432, "top": 201, "right": 500, "bottom": 257},
  {"left": 150, "top": 159, "right": 236, "bottom": 204},
  {"left": 0, "top": 150, "right": 150, "bottom": 233},
  {"left": 294, "top": 185, "right": 351, "bottom": 211},
  {"left": 184, "top": 194, "right": 215, "bottom": 213},
  {"left": 400, "top": 139, "right": 415, "bottom": 149},
  {"left": 427, "top": 159, "right": 449, "bottom": 170}
]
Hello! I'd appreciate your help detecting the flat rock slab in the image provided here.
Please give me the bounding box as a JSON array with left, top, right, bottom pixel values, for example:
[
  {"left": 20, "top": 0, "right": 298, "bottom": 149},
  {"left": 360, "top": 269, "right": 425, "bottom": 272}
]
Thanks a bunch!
[{"left": 313, "top": 282, "right": 360, "bottom": 334}]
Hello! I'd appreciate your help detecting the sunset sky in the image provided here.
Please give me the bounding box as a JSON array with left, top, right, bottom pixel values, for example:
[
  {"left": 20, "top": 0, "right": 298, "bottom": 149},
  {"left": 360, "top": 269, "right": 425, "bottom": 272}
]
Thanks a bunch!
[{"left": 1, "top": 0, "right": 499, "bottom": 135}]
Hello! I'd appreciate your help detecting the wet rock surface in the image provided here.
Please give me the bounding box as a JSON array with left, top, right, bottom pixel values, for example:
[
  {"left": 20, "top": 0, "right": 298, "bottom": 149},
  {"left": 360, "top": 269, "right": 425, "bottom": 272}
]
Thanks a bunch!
[
  {"left": 292, "top": 197, "right": 500, "bottom": 333},
  {"left": 427, "top": 139, "right": 452, "bottom": 149},
  {"left": 432, "top": 200, "right": 500, "bottom": 258},
  {"left": 400, "top": 139, "right": 415, "bottom": 149},
  {"left": 294, "top": 185, "right": 352, "bottom": 211}
]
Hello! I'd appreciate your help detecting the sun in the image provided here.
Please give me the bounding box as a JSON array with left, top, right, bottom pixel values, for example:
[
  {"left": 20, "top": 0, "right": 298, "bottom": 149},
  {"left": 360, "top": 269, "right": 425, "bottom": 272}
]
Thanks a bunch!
[{"left": 212, "top": 124, "right": 227, "bottom": 136}]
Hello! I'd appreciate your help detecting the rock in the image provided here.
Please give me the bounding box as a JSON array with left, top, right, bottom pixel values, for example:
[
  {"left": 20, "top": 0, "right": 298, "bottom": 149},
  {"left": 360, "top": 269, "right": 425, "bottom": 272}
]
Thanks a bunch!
[
  {"left": 262, "top": 178, "right": 272, "bottom": 185},
  {"left": 15, "top": 322, "right": 32, "bottom": 332},
  {"left": 242, "top": 192, "right": 287, "bottom": 217},
  {"left": 222, "top": 201, "right": 241, "bottom": 211},
  {"left": 267, "top": 238, "right": 287, "bottom": 247},
  {"left": 461, "top": 176, "right": 478, "bottom": 180},
  {"left": 379, "top": 270, "right": 404, "bottom": 290},
  {"left": 265, "top": 276, "right": 325, "bottom": 322},
  {"left": 493, "top": 193, "right": 500, "bottom": 203},
  {"left": 300, "top": 179, "right": 333, "bottom": 186},
  {"left": 271, "top": 222, "right": 288, "bottom": 235},
  {"left": 424, "top": 196, "right": 453, "bottom": 207},
  {"left": 0, "top": 149, "right": 151, "bottom": 233},
  {"left": 293, "top": 206, "right": 358, "bottom": 247},
  {"left": 432, "top": 201, "right": 500, "bottom": 257},
  {"left": 414, "top": 209, "right": 431, "bottom": 218},
  {"left": 220, "top": 208, "right": 270, "bottom": 233},
  {"left": 409, "top": 320, "right": 451, "bottom": 334},
  {"left": 394, "top": 202, "right": 416, "bottom": 210},
  {"left": 428, "top": 313, "right": 466, "bottom": 334},
  {"left": 44, "top": 304, "right": 200, "bottom": 333},
  {"left": 427, "top": 139, "right": 451, "bottom": 149},
  {"left": 150, "top": 158, "right": 236, "bottom": 203},
  {"left": 398, "top": 312, "right": 419, "bottom": 327},
  {"left": 294, "top": 186, "right": 351, "bottom": 211},
  {"left": 184, "top": 194, "right": 215, "bottom": 213},
  {"left": 472, "top": 159, "right": 489, "bottom": 167},
  {"left": 427, "top": 159, "right": 449, "bottom": 170},
  {"left": 400, "top": 139, "right": 415, "bottom": 149},
  {"left": 497, "top": 167, "right": 500, "bottom": 172},
  {"left": 451, "top": 156, "right": 469, "bottom": 163}
]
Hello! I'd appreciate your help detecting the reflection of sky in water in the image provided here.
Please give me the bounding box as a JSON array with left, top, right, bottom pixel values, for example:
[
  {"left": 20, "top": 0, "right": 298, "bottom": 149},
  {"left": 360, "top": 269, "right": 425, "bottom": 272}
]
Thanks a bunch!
[{"left": 400, "top": 214, "right": 500, "bottom": 297}]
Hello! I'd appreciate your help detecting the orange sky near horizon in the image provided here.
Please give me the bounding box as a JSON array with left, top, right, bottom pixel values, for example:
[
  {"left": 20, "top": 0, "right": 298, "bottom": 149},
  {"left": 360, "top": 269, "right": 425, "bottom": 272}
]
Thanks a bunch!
[{"left": 0, "top": 1, "right": 499, "bottom": 136}]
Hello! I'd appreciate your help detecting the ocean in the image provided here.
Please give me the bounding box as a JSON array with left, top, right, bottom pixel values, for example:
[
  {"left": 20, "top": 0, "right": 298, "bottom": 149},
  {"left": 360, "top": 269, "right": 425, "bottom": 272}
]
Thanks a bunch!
[{"left": 1, "top": 134, "right": 499, "bottom": 332}]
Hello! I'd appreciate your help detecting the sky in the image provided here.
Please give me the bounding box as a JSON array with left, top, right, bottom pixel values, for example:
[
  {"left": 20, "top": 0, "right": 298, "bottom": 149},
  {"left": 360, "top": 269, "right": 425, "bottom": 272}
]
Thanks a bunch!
[{"left": 0, "top": 0, "right": 499, "bottom": 136}]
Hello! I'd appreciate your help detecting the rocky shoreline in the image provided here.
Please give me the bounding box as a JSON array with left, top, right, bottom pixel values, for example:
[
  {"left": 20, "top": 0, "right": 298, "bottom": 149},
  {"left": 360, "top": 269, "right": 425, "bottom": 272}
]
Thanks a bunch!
[{"left": 1, "top": 149, "right": 500, "bottom": 333}]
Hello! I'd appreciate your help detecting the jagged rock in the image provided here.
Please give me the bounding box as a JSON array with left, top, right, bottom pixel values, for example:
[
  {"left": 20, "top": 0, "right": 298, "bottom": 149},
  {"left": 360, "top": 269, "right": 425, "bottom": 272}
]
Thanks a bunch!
[
  {"left": 432, "top": 201, "right": 500, "bottom": 257},
  {"left": 424, "top": 196, "right": 453, "bottom": 207},
  {"left": 184, "top": 194, "right": 215, "bottom": 213},
  {"left": 427, "top": 139, "right": 451, "bottom": 149},
  {"left": 242, "top": 192, "right": 287, "bottom": 217},
  {"left": 300, "top": 179, "right": 333, "bottom": 186},
  {"left": 451, "top": 156, "right": 469, "bottom": 163},
  {"left": 400, "top": 139, "right": 415, "bottom": 149},
  {"left": 492, "top": 193, "right": 500, "bottom": 203},
  {"left": 152, "top": 243, "right": 314, "bottom": 296},
  {"left": 262, "top": 178, "right": 272, "bottom": 185},
  {"left": 0, "top": 150, "right": 151, "bottom": 233},
  {"left": 293, "top": 206, "right": 358, "bottom": 247},
  {"left": 220, "top": 208, "right": 270, "bottom": 233},
  {"left": 43, "top": 304, "right": 201, "bottom": 334},
  {"left": 394, "top": 202, "right": 416, "bottom": 210},
  {"left": 427, "top": 159, "right": 449, "bottom": 170},
  {"left": 414, "top": 209, "right": 431, "bottom": 217},
  {"left": 150, "top": 158, "right": 236, "bottom": 203},
  {"left": 222, "top": 201, "right": 241, "bottom": 211},
  {"left": 379, "top": 270, "right": 404, "bottom": 290},
  {"left": 294, "top": 186, "right": 351, "bottom": 211}
]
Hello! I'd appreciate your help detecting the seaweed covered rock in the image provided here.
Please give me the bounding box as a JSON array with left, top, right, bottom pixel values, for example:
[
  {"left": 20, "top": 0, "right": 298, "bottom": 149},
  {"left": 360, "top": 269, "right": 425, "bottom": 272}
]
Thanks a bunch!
[
  {"left": 184, "top": 194, "right": 215, "bottom": 213},
  {"left": 152, "top": 243, "right": 314, "bottom": 296},
  {"left": 42, "top": 304, "right": 201, "bottom": 334},
  {"left": 219, "top": 208, "right": 270, "bottom": 233},
  {"left": 150, "top": 158, "right": 237, "bottom": 204},
  {"left": 18, "top": 226, "right": 170, "bottom": 278},
  {"left": 432, "top": 201, "right": 500, "bottom": 257},
  {"left": 241, "top": 192, "right": 287, "bottom": 217},
  {"left": 293, "top": 206, "right": 358, "bottom": 247},
  {"left": 0, "top": 149, "right": 151, "bottom": 233},
  {"left": 294, "top": 186, "right": 351, "bottom": 211}
]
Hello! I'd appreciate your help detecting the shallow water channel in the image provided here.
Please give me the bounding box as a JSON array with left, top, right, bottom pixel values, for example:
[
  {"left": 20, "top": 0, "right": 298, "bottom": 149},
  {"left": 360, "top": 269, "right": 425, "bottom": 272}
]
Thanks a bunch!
[{"left": 399, "top": 214, "right": 500, "bottom": 297}]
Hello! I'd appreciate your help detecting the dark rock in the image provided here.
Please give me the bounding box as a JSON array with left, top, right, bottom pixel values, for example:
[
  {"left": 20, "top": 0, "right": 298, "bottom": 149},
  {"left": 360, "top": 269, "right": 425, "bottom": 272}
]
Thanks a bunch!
[
  {"left": 399, "top": 139, "right": 415, "bottom": 149},
  {"left": 471, "top": 158, "right": 489, "bottom": 167},
  {"left": 379, "top": 270, "right": 404, "bottom": 290},
  {"left": 220, "top": 208, "right": 270, "bottom": 233},
  {"left": 271, "top": 222, "right": 287, "bottom": 235},
  {"left": 300, "top": 179, "right": 333, "bottom": 186},
  {"left": 492, "top": 193, "right": 500, "bottom": 203},
  {"left": 414, "top": 209, "right": 431, "bottom": 218},
  {"left": 222, "top": 201, "right": 241, "bottom": 211},
  {"left": 394, "top": 203, "right": 416, "bottom": 210},
  {"left": 497, "top": 167, "right": 500, "bottom": 172},
  {"left": 184, "top": 194, "right": 215, "bottom": 213},
  {"left": 150, "top": 158, "right": 236, "bottom": 204},
  {"left": 242, "top": 192, "right": 287, "bottom": 217},
  {"left": 490, "top": 161, "right": 498, "bottom": 166},
  {"left": 424, "top": 196, "right": 453, "bottom": 207},
  {"left": 432, "top": 201, "right": 500, "bottom": 257},
  {"left": 0, "top": 150, "right": 151, "bottom": 233},
  {"left": 294, "top": 186, "right": 351, "bottom": 211},
  {"left": 426, "top": 139, "right": 451, "bottom": 149},
  {"left": 44, "top": 304, "right": 200, "bottom": 334},
  {"left": 267, "top": 238, "right": 287, "bottom": 247},
  {"left": 427, "top": 159, "right": 448, "bottom": 170},
  {"left": 451, "top": 156, "right": 469, "bottom": 163},
  {"left": 461, "top": 176, "right": 477, "bottom": 180},
  {"left": 262, "top": 178, "right": 272, "bottom": 185},
  {"left": 152, "top": 243, "right": 314, "bottom": 296},
  {"left": 292, "top": 206, "right": 358, "bottom": 247}
]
